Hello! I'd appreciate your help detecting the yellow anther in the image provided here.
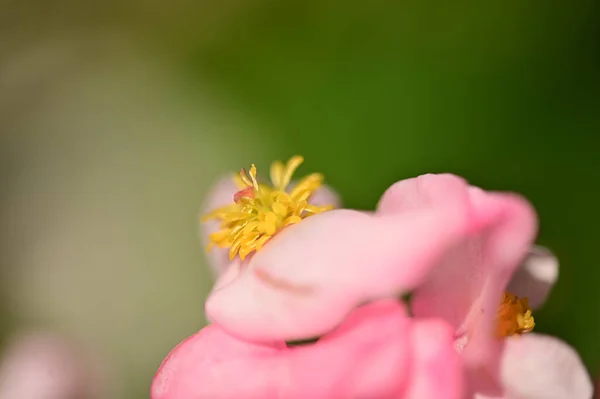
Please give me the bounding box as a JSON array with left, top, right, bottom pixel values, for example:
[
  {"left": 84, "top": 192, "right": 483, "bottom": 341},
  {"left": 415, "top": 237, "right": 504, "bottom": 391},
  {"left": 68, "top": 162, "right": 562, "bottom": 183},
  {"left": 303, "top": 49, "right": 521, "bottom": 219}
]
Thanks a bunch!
[
  {"left": 497, "top": 291, "right": 535, "bottom": 337},
  {"left": 202, "top": 156, "right": 334, "bottom": 260}
]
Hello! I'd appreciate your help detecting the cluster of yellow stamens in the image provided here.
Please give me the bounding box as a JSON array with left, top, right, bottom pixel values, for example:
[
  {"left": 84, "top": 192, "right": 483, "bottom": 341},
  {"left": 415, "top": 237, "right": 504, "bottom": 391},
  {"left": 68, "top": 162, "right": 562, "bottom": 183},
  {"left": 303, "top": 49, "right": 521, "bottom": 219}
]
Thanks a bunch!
[
  {"left": 497, "top": 291, "right": 535, "bottom": 337},
  {"left": 202, "top": 156, "right": 333, "bottom": 260}
]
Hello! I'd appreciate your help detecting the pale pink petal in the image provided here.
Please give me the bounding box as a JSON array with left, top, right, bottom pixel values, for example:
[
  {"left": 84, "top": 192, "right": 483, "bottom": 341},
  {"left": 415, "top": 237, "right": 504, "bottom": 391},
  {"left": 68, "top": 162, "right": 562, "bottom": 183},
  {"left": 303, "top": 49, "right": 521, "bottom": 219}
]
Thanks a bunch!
[
  {"left": 381, "top": 177, "right": 537, "bottom": 347},
  {"left": 211, "top": 258, "right": 245, "bottom": 292},
  {"left": 410, "top": 188, "right": 537, "bottom": 327},
  {"left": 200, "top": 177, "right": 341, "bottom": 276},
  {"left": 306, "top": 183, "right": 342, "bottom": 208},
  {"left": 402, "top": 319, "right": 465, "bottom": 399},
  {"left": 199, "top": 176, "right": 240, "bottom": 275},
  {"left": 153, "top": 300, "right": 433, "bottom": 399},
  {"left": 499, "top": 334, "right": 592, "bottom": 399},
  {"left": 409, "top": 186, "right": 537, "bottom": 390},
  {"left": 460, "top": 191, "right": 537, "bottom": 377},
  {"left": 473, "top": 394, "right": 503, "bottom": 399},
  {"left": 0, "top": 332, "right": 101, "bottom": 399},
  {"left": 285, "top": 179, "right": 342, "bottom": 209},
  {"left": 206, "top": 174, "right": 472, "bottom": 342},
  {"left": 507, "top": 246, "right": 558, "bottom": 309},
  {"left": 376, "top": 173, "right": 471, "bottom": 214}
]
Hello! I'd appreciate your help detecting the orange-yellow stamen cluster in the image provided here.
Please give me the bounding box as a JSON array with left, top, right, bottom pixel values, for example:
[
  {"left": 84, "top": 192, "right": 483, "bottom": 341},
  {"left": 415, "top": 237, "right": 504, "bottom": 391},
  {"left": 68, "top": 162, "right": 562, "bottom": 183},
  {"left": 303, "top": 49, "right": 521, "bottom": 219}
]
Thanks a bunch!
[
  {"left": 497, "top": 291, "right": 535, "bottom": 337},
  {"left": 202, "top": 156, "right": 333, "bottom": 260}
]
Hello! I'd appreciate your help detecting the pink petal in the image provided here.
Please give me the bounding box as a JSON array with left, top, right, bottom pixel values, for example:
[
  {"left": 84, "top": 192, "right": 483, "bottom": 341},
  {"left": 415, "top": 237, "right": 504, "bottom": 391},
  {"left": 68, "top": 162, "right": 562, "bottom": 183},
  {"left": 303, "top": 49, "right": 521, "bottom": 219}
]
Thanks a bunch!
[
  {"left": 287, "top": 300, "right": 412, "bottom": 398},
  {"left": 200, "top": 177, "right": 342, "bottom": 276},
  {"left": 288, "top": 180, "right": 342, "bottom": 209},
  {"left": 211, "top": 258, "right": 245, "bottom": 292},
  {"left": 499, "top": 333, "right": 592, "bottom": 399},
  {"left": 377, "top": 173, "right": 472, "bottom": 215},
  {"left": 199, "top": 176, "right": 240, "bottom": 275},
  {"left": 153, "top": 300, "right": 448, "bottom": 399},
  {"left": 151, "top": 325, "right": 286, "bottom": 399},
  {"left": 0, "top": 332, "right": 103, "bottom": 399},
  {"left": 402, "top": 319, "right": 465, "bottom": 399},
  {"left": 408, "top": 185, "right": 537, "bottom": 387},
  {"left": 206, "top": 175, "right": 471, "bottom": 342},
  {"left": 507, "top": 246, "right": 558, "bottom": 309},
  {"left": 473, "top": 393, "right": 503, "bottom": 398}
]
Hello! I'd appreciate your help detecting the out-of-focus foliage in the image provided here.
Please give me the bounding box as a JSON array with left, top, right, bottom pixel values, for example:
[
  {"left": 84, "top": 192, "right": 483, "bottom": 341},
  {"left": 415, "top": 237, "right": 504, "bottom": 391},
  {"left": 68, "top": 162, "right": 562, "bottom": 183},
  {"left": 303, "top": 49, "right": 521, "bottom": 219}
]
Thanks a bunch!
[
  {"left": 0, "top": 40, "right": 274, "bottom": 398},
  {"left": 1, "top": 0, "right": 599, "bottom": 397}
]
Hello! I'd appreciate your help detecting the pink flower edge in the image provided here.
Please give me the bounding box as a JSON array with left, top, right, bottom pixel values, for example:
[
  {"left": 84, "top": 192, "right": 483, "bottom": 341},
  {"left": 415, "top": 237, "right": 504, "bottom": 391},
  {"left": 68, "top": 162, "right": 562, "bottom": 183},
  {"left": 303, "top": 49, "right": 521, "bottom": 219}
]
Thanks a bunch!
[{"left": 152, "top": 300, "right": 464, "bottom": 399}]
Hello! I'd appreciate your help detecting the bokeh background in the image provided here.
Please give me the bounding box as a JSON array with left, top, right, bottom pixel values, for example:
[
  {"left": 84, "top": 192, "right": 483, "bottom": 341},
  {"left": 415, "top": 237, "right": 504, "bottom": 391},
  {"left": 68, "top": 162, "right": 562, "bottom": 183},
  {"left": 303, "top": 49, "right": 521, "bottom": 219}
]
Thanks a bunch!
[{"left": 1, "top": 0, "right": 599, "bottom": 397}]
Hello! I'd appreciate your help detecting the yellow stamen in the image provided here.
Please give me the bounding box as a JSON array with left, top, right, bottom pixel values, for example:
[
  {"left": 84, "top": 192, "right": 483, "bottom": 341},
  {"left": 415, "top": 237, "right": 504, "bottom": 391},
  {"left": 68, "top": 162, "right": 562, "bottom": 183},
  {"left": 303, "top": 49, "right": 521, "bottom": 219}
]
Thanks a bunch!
[
  {"left": 497, "top": 291, "right": 535, "bottom": 337},
  {"left": 202, "top": 156, "right": 334, "bottom": 260}
]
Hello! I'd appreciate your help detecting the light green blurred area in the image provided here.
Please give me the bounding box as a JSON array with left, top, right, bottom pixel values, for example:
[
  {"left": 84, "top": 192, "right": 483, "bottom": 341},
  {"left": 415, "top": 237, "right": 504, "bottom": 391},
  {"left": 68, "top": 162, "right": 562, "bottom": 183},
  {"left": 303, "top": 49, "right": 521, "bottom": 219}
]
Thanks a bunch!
[
  {"left": 0, "top": 38, "right": 276, "bottom": 398},
  {"left": 1, "top": 0, "right": 600, "bottom": 397}
]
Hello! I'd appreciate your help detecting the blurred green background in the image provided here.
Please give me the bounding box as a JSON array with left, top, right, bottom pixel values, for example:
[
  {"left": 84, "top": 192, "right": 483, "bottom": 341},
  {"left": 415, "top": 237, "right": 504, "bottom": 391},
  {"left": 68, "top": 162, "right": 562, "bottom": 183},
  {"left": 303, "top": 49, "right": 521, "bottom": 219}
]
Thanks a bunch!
[{"left": 1, "top": 0, "right": 599, "bottom": 397}]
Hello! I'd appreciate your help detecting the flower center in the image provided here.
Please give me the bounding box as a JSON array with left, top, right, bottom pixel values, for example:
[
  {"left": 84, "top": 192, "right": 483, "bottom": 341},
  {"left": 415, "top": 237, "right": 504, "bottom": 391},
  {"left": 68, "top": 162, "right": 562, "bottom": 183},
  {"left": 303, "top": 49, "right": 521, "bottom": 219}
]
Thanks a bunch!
[
  {"left": 202, "top": 156, "right": 334, "bottom": 260},
  {"left": 496, "top": 291, "right": 535, "bottom": 337}
]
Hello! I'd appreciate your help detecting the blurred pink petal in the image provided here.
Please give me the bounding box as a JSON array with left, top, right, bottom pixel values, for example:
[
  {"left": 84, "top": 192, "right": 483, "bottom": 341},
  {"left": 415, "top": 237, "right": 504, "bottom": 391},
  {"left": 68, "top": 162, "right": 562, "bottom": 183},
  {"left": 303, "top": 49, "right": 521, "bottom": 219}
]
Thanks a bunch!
[
  {"left": 402, "top": 318, "right": 465, "bottom": 399},
  {"left": 298, "top": 181, "right": 342, "bottom": 209},
  {"left": 199, "top": 176, "right": 341, "bottom": 276},
  {"left": 199, "top": 176, "right": 240, "bottom": 275},
  {"left": 498, "top": 334, "right": 592, "bottom": 399},
  {"left": 507, "top": 246, "right": 558, "bottom": 309},
  {"left": 0, "top": 332, "right": 100, "bottom": 399},
  {"left": 152, "top": 300, "right": 464, "bottom": 399}
]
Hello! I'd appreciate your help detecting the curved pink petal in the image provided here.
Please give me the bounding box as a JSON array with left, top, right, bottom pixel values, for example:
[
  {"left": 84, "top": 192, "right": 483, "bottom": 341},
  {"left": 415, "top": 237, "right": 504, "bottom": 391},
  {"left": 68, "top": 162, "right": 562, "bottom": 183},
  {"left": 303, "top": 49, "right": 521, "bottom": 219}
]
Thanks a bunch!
[
  {"left": 499, "top": 333, "right": 592, "bottom": 399},
  {"left": 287, "top": 300, "right": 412, "bottom": 398},
  {"left": 378, "top": 177, "right": 536, "bottom": 329},
  {"left": 288, "top": 179, "right": 342, "bottom": 209},
  {"left": 153, "top": 300, "right": 455, "bottom": 399},
  {"left": 507, "top": 246, "right": 558, "bottom": 309},
  {"left": 199, "top": 177, "right": 342, "bottom": 276},
  {"left": 402, "top": 319, "right": 465, "bottom": 399},
  {"left": 151, "top": 325, "right": 286, "bottom": 399},
  {"left": 206, "top": 174, "right": 472, "bottom": 342},
  {"left": 377, "top": 173, "right": 472, "bottom": 215},
  {"left": 399, "top": 185, "right": 536, "bottom": 388}
]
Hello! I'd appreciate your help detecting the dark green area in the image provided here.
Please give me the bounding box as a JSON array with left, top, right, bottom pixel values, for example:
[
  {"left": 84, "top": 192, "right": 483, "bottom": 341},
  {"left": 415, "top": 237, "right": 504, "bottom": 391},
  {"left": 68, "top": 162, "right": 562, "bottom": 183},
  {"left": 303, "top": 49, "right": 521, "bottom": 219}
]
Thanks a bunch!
[
  {"left": 187, "top": 0, "right": 600, "bottom": 373},
  {"left": 287, "top": 337, "right": 320, "bottom": 347}
]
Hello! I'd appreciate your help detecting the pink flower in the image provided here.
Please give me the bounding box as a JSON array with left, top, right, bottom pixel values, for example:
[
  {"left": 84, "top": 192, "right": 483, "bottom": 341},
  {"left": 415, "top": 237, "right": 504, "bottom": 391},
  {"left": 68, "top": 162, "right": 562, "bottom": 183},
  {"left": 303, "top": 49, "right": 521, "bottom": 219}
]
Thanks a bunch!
[
  {"left": 202, "top": 168, "right": 591, "bottom": 398},
  {"left": 156, "top": 158, "right": 591, "bottom": 398},
  {"left": 153, "top": 158, "right": 465, "bottom": 398},
  {"left": 378, "top": 175, "right": 592, "bottom": 398}
]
